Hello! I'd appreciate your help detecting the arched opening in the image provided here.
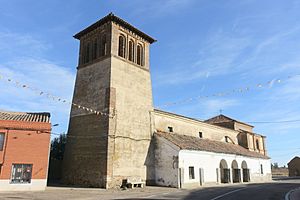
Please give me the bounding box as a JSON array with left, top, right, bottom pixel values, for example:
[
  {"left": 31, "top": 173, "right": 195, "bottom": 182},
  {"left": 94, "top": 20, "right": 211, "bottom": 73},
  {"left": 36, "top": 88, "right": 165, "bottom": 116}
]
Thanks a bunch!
[
  {"left": 219, "top": 159, "right": 230, "bottom": 183},
  {"left": 231, "top": 160, "right": 241, "bottom": 183},
  {"left": 92, "top": 39, "right": 97, "bottom": 60},
  {"left": 137, "top": 44, "right": 143, "bottom": 66},
  {"left": 100, "top": 34, "right": 107, "bottom": 56},
  {"left": 242, "top": 161, "right": 250, "bottom": 182},
  {"left": 85, "top": 43, "right": 90, "bottom": 63},
  {"left": 118, "top": 35, "right": 126, "bottom": 58},
  {"left": 128, "top": 40, "right": 135, "bottom": 62}
]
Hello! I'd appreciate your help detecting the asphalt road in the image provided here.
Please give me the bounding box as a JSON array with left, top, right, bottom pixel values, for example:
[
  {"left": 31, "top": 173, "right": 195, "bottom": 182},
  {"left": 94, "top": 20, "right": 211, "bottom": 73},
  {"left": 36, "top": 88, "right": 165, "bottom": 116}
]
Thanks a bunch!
[
  {"left": 1, "top": 179, "right": 300, "bottom": 200},
  {"left": 118, "top": 179, "right": 300, "bottom": 200}
]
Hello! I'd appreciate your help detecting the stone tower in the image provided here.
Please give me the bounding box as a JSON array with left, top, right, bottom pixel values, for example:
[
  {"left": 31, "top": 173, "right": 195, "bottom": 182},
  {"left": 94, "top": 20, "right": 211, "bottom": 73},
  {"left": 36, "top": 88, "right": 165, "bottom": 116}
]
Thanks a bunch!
[{"left": 62, "top": 13, "right": 156, "bottom": 188}]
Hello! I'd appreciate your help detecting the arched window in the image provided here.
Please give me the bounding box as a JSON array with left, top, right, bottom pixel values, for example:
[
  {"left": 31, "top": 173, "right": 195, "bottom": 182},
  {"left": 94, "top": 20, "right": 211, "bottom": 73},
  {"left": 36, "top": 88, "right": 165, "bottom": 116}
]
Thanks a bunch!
[
  {"left": 85, "top": 43, "right": 90, "bottom": 63},
  {"left": 100, "top": 34, "right": 107, "bottom": 56},
  {"left": 118, "top": 35, "right": 126, "bottom": 58},
  {"left": 137, "top": 44, "right": 144, "bottom": 66},
  {"left": 128, "top": 40, "right": 135, "bottom": 62},
  {"left": 92, "top": 39, "right": 97, "bottom": 60}
]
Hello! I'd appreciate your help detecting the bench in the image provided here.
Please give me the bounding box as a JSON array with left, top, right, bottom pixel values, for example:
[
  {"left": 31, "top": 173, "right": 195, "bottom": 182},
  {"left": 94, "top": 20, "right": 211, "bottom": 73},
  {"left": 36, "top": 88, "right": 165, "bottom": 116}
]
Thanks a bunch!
[{"left": 124, "top": 177, "right": 145, "bottom": 188}]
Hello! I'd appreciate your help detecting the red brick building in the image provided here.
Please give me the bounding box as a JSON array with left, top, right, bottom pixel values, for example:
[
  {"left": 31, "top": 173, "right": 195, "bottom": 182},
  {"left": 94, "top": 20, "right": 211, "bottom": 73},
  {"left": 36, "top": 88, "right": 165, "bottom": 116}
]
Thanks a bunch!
[{"left": 0, "top": 111, "right": 51, "bottom": 191}]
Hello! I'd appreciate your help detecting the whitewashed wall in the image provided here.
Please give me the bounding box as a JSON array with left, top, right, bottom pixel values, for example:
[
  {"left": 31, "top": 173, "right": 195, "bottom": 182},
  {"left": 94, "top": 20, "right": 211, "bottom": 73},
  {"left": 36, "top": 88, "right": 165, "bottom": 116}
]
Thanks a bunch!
[{"left": 179, "top": 150, "right": 271, "bottom": 188}]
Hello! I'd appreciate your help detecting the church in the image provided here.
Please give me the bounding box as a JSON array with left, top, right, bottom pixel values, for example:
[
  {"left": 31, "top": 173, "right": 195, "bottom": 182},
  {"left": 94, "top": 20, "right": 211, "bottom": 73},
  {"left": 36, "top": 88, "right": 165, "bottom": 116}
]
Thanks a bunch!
[{"left": 62, "top": 13, "right": 271, "bottom": 189}]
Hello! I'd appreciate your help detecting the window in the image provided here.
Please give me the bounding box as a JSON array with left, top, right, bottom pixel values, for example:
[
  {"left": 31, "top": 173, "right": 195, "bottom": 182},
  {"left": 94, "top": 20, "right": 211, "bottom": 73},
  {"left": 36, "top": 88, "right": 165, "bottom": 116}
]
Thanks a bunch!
[
  {"left": 128, "top": 40, "right": 135, "bottom": 62},
  {"left": 199, "top": 132, "right": 203, "bottom": 138},
  {"left": 100, "top": 34, "right": 107, "bottom": 56},
  {"left": 168, "top": 126, "right": 173, "bottom": 132},
  {"left": 118, "top": 35, "right": 126, "bottom": 58},
  {"left": 225, "top": 136, "right": 229, "bottom": 143},
  {"left": 0, "top": 133, "right": 4, "bottom": 151},
  {"left": 92, "top": 39, "right": 97, "bottom": 60},
  {"left": 85, "top": 43, "right": 90, "bottom": 63},
  {"left": 189, "top": 166, "right": 195, "bottom": 179},
  {"left": 137, "top": 44, "right": 144, "bottom": 66},
  {"left": 256, "top": 139, "right": 260, "bottom": 150},
  {"left": 11, "top": 164, "right": 33, "bottom": 184},
  {"left": 260, "top": 164, "right": 263, "bottom": 174}
]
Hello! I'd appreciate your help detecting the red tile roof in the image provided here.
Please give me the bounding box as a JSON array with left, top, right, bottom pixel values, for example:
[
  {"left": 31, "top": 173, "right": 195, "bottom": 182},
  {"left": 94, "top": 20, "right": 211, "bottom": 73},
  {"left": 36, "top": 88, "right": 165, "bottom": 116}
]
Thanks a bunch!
[
  {"left": 0, "top": 111, "right": 50, "bottom": 123},
  {"left": 156, "top": 131, "right": 269, "bottom": 159}
]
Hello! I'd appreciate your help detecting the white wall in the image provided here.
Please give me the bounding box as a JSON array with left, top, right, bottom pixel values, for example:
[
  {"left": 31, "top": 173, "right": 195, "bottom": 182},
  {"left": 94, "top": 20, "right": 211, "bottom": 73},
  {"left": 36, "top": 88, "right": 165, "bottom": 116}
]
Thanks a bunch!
[
  {"left": 178, "top": 150, "right": 271, "bottom": 188},
  {"left": 0, "top": 179, "right": 47, "bottom": 191}
]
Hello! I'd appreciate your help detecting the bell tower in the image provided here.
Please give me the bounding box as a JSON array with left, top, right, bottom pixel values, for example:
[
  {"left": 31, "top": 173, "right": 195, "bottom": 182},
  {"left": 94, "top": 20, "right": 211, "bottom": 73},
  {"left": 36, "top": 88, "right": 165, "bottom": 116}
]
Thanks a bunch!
[{"left": 63, "top": 13, "right": 156, "bottom": 188}]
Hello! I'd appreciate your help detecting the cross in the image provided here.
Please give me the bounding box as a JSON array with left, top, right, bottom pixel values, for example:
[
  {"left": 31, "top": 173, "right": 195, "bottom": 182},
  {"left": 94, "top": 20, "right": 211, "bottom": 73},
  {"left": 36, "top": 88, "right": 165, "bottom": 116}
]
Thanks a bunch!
[{"left": 219, "top": 109, "right": 223, "bottom": 114}]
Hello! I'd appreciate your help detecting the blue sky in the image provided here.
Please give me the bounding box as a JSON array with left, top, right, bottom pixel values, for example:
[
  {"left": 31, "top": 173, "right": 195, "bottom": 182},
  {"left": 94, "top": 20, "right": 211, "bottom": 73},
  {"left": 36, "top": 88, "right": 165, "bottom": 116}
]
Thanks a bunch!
[{"left": 0, "top": 0, "right": 300, "bottom": 166}]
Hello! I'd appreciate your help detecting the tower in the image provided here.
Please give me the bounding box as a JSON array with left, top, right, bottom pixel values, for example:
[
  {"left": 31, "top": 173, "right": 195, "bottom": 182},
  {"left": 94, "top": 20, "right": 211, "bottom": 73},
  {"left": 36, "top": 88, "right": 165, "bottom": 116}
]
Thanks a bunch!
[{"left": 62, "top": 13, "right": 156, "bottom": 188}]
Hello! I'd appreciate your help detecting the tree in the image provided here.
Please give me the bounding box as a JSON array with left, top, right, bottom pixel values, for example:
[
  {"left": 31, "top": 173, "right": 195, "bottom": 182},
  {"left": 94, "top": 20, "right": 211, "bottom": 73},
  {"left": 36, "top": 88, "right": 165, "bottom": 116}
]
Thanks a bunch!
[
  {"left": 50, "top": 134, "right": 67, "bottom": 160},
  {"left": 273, "top": 163, "right": 279, "bottom": 169}
]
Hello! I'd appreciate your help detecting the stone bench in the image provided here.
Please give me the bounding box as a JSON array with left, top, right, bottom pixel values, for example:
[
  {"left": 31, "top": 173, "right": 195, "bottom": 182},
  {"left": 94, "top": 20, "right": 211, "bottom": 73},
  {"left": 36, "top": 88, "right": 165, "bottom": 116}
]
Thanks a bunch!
[{"left": 125, "top": 177, "right": 145, "bottom": 188}]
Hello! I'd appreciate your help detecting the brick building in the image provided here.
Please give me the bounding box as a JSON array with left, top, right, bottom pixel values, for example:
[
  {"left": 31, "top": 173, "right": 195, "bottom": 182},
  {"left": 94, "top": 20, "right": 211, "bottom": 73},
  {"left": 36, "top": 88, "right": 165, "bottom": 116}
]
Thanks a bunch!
[
  {"left": 0, "top": 111, "right": 51, "bottom": 191},
  {"left": 63, "top": 13, "right": 271, "bottom": 189}
]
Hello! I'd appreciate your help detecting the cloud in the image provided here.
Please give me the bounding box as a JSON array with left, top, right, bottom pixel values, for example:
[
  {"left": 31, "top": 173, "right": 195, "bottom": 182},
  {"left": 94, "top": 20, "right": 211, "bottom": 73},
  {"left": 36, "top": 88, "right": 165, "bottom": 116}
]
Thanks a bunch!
[
  {"left": 0, "top": 31, "right": 50, "bottom": 57},
  {"left": 153, "top": 30, "right": 251, "bottom": 86},
  {"left": 0, "top": 29, "right": 75, "bottom": 136}
]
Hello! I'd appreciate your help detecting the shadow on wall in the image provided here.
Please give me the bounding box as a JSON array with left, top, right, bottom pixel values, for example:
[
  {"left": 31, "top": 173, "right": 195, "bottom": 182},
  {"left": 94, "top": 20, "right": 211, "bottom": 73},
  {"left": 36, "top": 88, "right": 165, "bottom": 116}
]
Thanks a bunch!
[{"left": 144, "top": 135, "right": 156, "bottom": 186}]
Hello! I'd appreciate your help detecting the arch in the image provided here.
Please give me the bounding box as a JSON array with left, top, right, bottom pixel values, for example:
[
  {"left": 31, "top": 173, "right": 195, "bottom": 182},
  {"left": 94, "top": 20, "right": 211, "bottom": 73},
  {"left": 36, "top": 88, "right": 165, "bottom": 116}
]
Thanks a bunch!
[
  {"left": 219, "top": 159, "right": 230, "bottom": 183},
  {"left": 118, "top": 34, "right": 126, "bottom": 58},
  {"left": 85, "top": 42, "right": 91, "bottom": 63},
  {"left": 241, "top": 161, "right": 248, "bottom": 169},
  {"left": 100, "top": 34, "right": 107, "bottom": 56},
  {"left": 220, "top": 159, "right": 228, "bottom": 169},
  {"left": 137, "top": 44, "right": 144, "bottom": 66},
  {"left": 92, "top": 39, "right": 97, "bottom": 60},
  {"left": 128, "top": 39, "right": 135, "bottom": 62},
  {"left": 231, "top": 160, "right": 241, "bottom": 183},
  {"left": 241, "top": 160, "right": 250, "bottom": 182},
  {"left": 225, "top": 136, "right": 235, "bottom": 144}
]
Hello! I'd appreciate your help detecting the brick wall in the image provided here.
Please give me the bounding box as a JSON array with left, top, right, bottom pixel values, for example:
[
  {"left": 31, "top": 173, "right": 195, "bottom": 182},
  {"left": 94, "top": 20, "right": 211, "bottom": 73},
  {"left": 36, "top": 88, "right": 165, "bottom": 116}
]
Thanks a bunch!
[{"left": 0, "top": 120, "right": 51, "bottom": 181}]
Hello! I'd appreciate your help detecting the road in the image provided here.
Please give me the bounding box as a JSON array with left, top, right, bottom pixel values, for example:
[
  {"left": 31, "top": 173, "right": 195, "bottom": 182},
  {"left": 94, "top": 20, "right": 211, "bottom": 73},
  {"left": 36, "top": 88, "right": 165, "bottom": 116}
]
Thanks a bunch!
[
  {"left": 1, "top": 179, "right": 300, "bottom": 200},
  {"left": 116, "top": 179, "right": 300, "bottom": 200}
]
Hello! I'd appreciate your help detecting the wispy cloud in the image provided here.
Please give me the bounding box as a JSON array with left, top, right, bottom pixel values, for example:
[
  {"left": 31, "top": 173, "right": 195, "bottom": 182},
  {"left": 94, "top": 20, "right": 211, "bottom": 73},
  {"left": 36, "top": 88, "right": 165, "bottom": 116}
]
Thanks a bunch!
[{"left": 0, "top": 29, "right": 75, "bottom": 135}]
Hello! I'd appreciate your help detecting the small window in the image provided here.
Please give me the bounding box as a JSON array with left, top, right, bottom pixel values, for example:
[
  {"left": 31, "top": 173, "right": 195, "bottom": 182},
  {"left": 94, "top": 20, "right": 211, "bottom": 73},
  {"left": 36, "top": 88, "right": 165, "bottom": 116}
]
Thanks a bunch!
[
  {"left": 137, "top": 44, "right": 144, "bottom": 66},
  {"left": 100, "top": 34, "right": 107, "bottom": 56},
  {"left": 0, "top": 164, "right": 2, "bottom": 175},
  {"left": 189, "top": 166, "right": 195, "bottom": 179},
  {"left": 118, "top": 35, "right": 126, "bottom": 58},
  {"left": 256, "top": 139, "right": 260, "bottom": 150},
  {"left": 168, "top": 126, "right": 173, "bottom": 133},
  {"left": 199, "top": 132, "right": 203, "bottom": 138},
  {"left": 128, "top": 40, "right": 135, "bottom": 62},
  {"left": 0, "top": 133, "right": 4, "bottom": 151},
  {"left": 225, "top": 136, "right": 229, "bottom": 143},
  {"left": 11, "top": 164, "right": 33, "bottom": 184},
  {"left": 260, "top": 164, "right": 263, "bottom": 174}
]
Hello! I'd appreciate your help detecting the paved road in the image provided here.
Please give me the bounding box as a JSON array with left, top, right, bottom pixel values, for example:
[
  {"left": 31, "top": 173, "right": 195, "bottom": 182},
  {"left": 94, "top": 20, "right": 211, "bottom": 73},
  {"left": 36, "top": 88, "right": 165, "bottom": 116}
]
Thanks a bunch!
[
  {"left": 1, "top": 179, "right": 300, "bottom": 200},
  {"left": 116, "top": 179, "right": 300, "bottom": 200}
]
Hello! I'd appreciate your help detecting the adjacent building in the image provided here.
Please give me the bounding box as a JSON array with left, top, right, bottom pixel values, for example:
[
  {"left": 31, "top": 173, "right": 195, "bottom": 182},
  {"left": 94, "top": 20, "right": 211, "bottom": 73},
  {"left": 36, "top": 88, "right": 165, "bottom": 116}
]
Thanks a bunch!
[
  {"left": 288, "top": 156, "right": 300, "bottom": 177},
  {"left": 63, "top": 13, "right": 272, "bottom": 189},
  {"left": 0, "top": 111, "right": 51, "bottom": 191}
]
